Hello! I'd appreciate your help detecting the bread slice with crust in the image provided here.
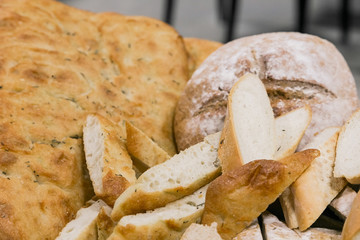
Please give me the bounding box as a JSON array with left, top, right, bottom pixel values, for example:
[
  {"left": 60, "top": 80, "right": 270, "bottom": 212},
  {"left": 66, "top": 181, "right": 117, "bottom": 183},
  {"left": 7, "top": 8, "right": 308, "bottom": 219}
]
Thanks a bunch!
[
  {"left": 281, "top": 127, "right": 346, "bottom": 231},
  {"left": 125, "top": 120, "right": 170, "bottom": 172},
  {"left": 218, "top": 73, "right": 276, "bottom": 173},
  {"left": 180, "top": 223, "right": 222, "bottom": 240},
  {"left": 108, "top": 185, "right": 209, "bottom": 240},
  {"left": 294, "top": 228, "right": 341, "bottom": 240},
  {"left": 342, "top": 190, "right": 360, "bottom": 240},
  {"left": 111, "top": 132, "right": 222, "bottom": 221},
  {"left": 201, "top": 149, "right": 319, "bottom": 240},
  {"left": 334, "top": 108, "right": 360, "bottom": 184},
  {"left": 262, "top": 211, "right": 301, "bottom": 240},
  {"left": 329, "top": 186, "right": 357, "bottom": 220},
  {"left": 97, "top": 205, "right": 116, "bottom": 240},
  {"left": 274, "top": 105, "right": 312, "bottom": 160},
  {"left": 56, "top": 200, "right": 108, "bottom": 240},
  {"left": 233, "top": 219, "right": 263, "bottom": 240},
  {"left": 83, "top": 114, "right": 136, "bottom": 206}
]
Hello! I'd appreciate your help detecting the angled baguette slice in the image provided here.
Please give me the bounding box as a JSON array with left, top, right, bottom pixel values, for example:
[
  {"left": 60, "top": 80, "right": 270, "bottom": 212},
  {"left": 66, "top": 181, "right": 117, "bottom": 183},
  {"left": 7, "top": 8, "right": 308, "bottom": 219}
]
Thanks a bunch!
[
  {"left": 180, "top": 223, "right": 222, "bottom": 240},
  {"left": 281, "top": 127, "right": 346, "bottom": 231},
  {"left": 56, "top": 200, "right": 108, "bottom": 240},
  {"left": 201, "top": 149, "right": 319, "bottom": 240},
  {"left": 262, "top": 211, "right": 301, "bottom": 240},
  {"left": 274, "top": 105, "right": 312, "bottom": 160},
  {"left": 334, "top": 108, "right": 360, "bottom": 184},
  {"left": 83, "top": 114, "right": 136, "bottom": 206},
  {"left": 233, "top": 219, "right": 263, "bottom": 240},
  {"left": 329, "top": 186, "right": 357, "bottom": 220},
  {"left": 125, "top": 120, "right": 170, "bottom": 172},
  {"left": 218, "top": 73, "right": 276, "bottom": 173},
  {"left": 111, "top": 132, "right": 222, "bottom": 221},
  {"left": 342, "top": 191, "right": 360, "bottom": 240},
  {"left": 108, "top": 185, "right": 209, "bottom": 240}
]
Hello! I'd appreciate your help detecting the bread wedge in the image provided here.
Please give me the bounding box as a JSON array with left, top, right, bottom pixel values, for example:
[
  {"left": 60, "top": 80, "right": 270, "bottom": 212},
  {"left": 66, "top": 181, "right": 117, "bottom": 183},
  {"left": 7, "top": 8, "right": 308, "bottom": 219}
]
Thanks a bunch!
[
  {"left": 83, "top": 114, "right": 136, "bottom": 206},
  {"left": 180, "top": 223, "right": 222, "bottom": 240},
  {"left": 281, "top": 127, "right": 346, "bottom": 231},
  {"left": 218, "top": 73, "right": 276, "bottom": 173},
  {"left": 262, "top": 211, "right": 301, "bottom": 240},
  {"left": 334, "top": 108, "right": 360, "bottom": 184},
  {"left": 342, "top": 190, "right": 360, "bottom": 240},
  {"left": 274, "top": 105, "right": 312, "bottom": 160},
  {"left": 233, "top": 219, "right": 263, "bottom": 240},
  {"left": 329, "top": 186, "right": 357, "bottom": 220},
  {"left": 201, "top": 149, "right": 319, "bottom": 240},
  {"left": 108, "top": 185, "right": 209, "bottom": 240},
  {"left": 111, "top": 132, "right": 222, "bottom": 221},
  {"left": 125, "top": 120, "right": 170, "bottom": 172},
  {"left": 56, "top": 200, "right": 108, "bottom": 240},
  {"left": 97, "top": 205, "right": 116, "bottom": 240}
]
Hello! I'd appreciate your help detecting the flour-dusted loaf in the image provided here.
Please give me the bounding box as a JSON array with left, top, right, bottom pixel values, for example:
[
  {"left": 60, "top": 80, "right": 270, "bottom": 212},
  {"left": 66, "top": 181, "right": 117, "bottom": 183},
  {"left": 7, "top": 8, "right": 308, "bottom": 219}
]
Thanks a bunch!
[
  {"left": 83, "top": 114, "right": 136, "bottom": 206},
  {"left": 342, "top": 191, "right": 360, "bottom": 240},
  {"left": 334, "top": 108, "right": 360, "bottom": 184},
  {"left": 274, "top": 105, "right": 312, "bottom": 160},
  {"left": 111, "top": 132, "right": 222, "bottom": 221},
  {"left": 108, "top": 185, "right": 209, "bottom": 240},
  {"left": 281, "top": 127, "right": 346, "bottom": 230},
  {"left": 330, "top": 186, "right": 357, "bottom": 220},
  {"left": 174, "top": 32, "right": 358, "bottom": 151},
  {"left": 56, "top": 200, "right": 108, "bottom": 240},
  {"left": 125, "top": 120, "right": 170, "bottom": 172},
  {"left": 201, "top": 149, "right": 319, "bottom": 240},
  {"left": 218, "top": 73, "right": 276, "bottom": 172}
]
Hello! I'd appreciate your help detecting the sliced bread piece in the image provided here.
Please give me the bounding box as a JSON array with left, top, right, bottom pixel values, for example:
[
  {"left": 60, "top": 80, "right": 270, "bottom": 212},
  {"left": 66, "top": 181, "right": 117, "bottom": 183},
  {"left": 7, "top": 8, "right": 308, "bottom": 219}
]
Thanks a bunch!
[
  {"left": 218, "top": 73, "right": 276, "bottom": 173},
  {"left": 341, "top": 191, "right": 360, "bottom": 240},
  {"left": 334, "top": 108, "right": 360, "bottom": 184},
  {"left": 294, "top": 228, "right": 341, "bottom": 240},
  {"left": 83, "top": 114, "right": 136, "bottom": 206},
  {"left": 111, "top": 132, "right": 222, "bottom": 221},
  {"left": 56, "top": 200, "right": 108, "bottom": 240},
  {"left": 262, "top": 211, "right": 301, "bottom": 240},
  {"left": 125, "top": 120, "right": 170, "bottom": 172},
  {"left": 180, "top": 223, "right": 222, "bottom": 240},
  {"left": 279, "top": 187, "right": 299, "bottom": 229},
  {"left": 329, "top": 186, "right": 357, "bottom": 220},
  {"left": 97, "top": 205, "right": 116, "bottom": 240},
  {"left": 201, "top": 149, "right": 319, "bottom": 240},
  {"left": 108, "top": 185, "right": 209, "bottom": 240},
  {"left": 274, "top": 105, "right": 312, "bottom": 160},
  {"left": 281, "top": 127, "right": 346, "bottom": 231},
  {"left": 233, "top": 219, "right": 263, "bottom": 240}
]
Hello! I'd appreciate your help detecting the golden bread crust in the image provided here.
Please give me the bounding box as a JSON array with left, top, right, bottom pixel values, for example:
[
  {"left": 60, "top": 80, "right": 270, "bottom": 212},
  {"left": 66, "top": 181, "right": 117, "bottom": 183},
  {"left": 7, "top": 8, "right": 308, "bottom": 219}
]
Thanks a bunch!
[
  {"left": 342, "top": 191, "right": 360, "bottom": 240},
  {"left": 183, "top": 38, "right": 223, "bottom": 78},
  {"left": 0, "top": 0, "right": 189, "bottom": 238}
]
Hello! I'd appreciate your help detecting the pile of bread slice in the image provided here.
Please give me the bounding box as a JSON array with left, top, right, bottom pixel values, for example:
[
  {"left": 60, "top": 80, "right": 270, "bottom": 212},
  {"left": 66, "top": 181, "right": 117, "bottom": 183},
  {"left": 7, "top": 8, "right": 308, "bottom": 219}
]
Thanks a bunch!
[{"left": 56, "top": 73, "right": 360, "bottom": 240}]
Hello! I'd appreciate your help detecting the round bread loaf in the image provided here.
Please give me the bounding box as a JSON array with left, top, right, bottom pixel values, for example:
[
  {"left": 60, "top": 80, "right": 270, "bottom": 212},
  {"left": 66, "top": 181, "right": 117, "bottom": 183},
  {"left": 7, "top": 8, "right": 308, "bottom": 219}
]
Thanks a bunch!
[{"left": 174, "top": 32, "right": 359, "bottom": 151}]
